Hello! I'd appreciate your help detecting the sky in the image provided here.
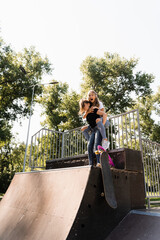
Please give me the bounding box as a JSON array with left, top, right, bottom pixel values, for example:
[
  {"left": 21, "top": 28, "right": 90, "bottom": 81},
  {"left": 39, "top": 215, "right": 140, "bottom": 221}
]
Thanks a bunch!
[{"left": 0, "top": 0, "right": 160, "bottom": 143}]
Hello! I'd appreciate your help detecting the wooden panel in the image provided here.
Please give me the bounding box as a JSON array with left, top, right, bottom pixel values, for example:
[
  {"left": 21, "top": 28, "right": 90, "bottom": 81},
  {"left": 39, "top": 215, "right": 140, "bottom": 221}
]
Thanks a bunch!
[
  {"left": 109, "top": 148, "right": 143, "bottom": 172},
  {"left": 112, "top": 168, "right": 145, "bottom": 210}
]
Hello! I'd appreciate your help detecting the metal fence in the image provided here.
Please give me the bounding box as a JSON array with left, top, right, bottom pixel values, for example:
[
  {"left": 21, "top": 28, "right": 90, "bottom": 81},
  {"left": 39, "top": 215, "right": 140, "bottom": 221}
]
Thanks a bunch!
[
  {"left": 29, "top": 109, "right": 141, "bottom": 168},
  {"left": 107, "top": 109, "right": 142, "bottom": 151},
  {"left": 142, "top": 139, "right": 160, "bottom": 207},
  {"left": 29, "top": 129, "right": 64, "bottom": 169}
]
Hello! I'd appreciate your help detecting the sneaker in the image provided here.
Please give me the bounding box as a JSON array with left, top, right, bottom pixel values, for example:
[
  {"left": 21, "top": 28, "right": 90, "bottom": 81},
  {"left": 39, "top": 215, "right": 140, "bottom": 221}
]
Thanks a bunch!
[
  {"left": 102, "top": 139, "right": 110, "bottom": 149},
  {"left": 96, "top": 163, "right": 101, "bottom": 168}
]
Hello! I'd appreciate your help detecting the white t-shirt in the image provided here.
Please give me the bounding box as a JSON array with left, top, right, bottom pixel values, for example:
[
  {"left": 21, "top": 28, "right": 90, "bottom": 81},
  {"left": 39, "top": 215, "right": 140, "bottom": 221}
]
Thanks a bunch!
[
  {"left": 99, "top": 101, "right": 104, "bottom": 110},
  {"left": 99, "top": 101, "right": 109, "bottom": 120}
]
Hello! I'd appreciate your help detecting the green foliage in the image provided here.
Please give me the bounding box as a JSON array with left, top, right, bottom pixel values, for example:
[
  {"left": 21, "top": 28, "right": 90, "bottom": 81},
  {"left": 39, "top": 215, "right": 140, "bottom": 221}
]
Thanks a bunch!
[
  {"left": 39, "top": 82, "right": 83, "bottom": 130},
  {"left": 150, "top": 124, "right": 160, "bottom": 143},
  {"left": 152, "top": 87, "right": 160, "bottom": 115},
  {"left": 136, "top": 91, "right": 160, "bottom": 143},
  {"left": 136, "top": 96, "right": 154, "bottom": 138},
  {"left": 39, "top": 52, "right": 159, "bottom": 143},
  {"left": 0, "top": 37, "right": 52, "bottom": 190},
  {"left": 39, "top": 82, "right": 68, "bottom": 130},
  {"left": 0, "top": 141, "right": 26, "bottom": 193},
  {"left": 0, "top": 37, "right": 52, "bottom": 142},
  {"left": 59, "top": 91, "right": 83, "bottom": 130},
  {"left": 0, "top": 120, "right": 12, "bottom": 144},
  {"left": 80, "top": 52, "right": 154, "bottom": 114}
]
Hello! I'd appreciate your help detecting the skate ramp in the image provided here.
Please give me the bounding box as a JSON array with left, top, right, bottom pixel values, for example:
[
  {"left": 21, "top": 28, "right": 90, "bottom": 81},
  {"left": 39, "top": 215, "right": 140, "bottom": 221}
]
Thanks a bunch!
[
  {"left": 0, "top": 166, "right": 145, "bottom": 240},
  {"left": 106, "top": 210, "right": 160, "bottom": 240},
  {"left": 0, "top": 166, "right": 93, "bottom": 240}
]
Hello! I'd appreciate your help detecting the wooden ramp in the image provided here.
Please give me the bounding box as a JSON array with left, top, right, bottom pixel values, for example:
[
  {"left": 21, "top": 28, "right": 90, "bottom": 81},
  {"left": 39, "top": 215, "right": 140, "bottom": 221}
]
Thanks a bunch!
[{"left": 0, "top": 166, "right": 145, "bottom": 240}]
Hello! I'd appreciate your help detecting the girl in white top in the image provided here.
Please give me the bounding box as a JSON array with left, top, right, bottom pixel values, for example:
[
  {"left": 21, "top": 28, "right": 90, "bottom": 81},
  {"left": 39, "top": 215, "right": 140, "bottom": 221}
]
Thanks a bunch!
[{"left": 81, "top": 90, "right": 110, "bottom": 149}]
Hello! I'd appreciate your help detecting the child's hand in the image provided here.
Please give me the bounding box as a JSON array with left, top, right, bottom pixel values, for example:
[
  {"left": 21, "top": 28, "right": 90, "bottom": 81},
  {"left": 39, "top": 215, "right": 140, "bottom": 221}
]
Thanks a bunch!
[{"left": 87, "top": 106, "right": 94, "bottom": 113}]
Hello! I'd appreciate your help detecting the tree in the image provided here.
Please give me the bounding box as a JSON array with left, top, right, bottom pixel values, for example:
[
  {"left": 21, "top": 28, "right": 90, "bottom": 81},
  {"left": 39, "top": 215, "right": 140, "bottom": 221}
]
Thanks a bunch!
[
  {"left": 40, "top": 53, "right": 156, "bottom": 134},
  {"left": 59, "top": 90, "right": 83, "bottom": 130},
  {"left": 39, "top": 82, "right": 83, "bottom": 131},
  {"left": 80, "top": 52, "right": 154, "bottom": 114},
  {"left": 39, "top": 82, "right": 69, "bottom": 130},
  {"left": 136, "top": 96, "right": 155, "bottom": 138},
  {"left": 0, "top": 140, "right": 26, "bottom": 193},
  {"left": 135, "top": 88, "right": 160, "bottom": 143},
  {"left": 0, "top": 120, "right": 12, "bottom": 145},
  {"left": 0, "top": 37, "right": 52, "bottom": 142}
]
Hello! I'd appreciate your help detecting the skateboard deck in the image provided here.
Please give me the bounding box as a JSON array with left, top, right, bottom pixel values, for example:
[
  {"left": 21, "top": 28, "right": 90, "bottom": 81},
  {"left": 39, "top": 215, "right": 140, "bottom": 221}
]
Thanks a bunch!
[{"left": 100, "top": 151, "right": 117, "bottom": 209}]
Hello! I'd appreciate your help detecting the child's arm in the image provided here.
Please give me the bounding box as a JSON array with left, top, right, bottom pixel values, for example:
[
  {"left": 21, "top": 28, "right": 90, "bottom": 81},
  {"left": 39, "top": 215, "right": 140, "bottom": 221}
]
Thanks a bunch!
[
  {"left": 99, "top": 101, "right": 105, "bottom": 113},
  {"left": 82, "top": 107, "right": 94, "bottom": 119},
  {"left": 92, "top": 106, "right": 105, "bottom": 113},
  {"left": 97, "top": 110, "right": 107, "bottom": 125},
  {"left": 82, "top": 111, "right": 88, "bottom": 119},
  {"left": 100, "top": 107, "right": 105, "bottom": 112}
]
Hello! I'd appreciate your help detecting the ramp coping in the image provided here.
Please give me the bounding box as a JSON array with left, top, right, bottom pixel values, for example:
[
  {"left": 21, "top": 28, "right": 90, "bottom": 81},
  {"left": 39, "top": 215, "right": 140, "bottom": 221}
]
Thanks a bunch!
[
  {"left": 16, "top": 165, "right": 92, "bottom": 175},
  {"left": 130, "top": 209, "right": 160, "bottom": 218}
]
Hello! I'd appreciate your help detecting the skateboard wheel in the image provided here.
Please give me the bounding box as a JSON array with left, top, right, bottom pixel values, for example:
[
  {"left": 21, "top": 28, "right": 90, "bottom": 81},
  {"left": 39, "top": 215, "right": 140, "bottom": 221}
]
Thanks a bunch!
[{"left": 95, "top": 151, "right": 100, "bottom": 155}]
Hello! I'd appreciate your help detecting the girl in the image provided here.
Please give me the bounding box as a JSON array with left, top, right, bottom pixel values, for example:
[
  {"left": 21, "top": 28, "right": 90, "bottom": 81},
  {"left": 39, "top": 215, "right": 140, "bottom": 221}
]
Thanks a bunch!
[
  {"left": 82, "top": 90, "right": 105, "bottom": 121},
  {"left": 79, "top": 99, "right": 109, "bottom": 150},
  {"left": 81, "top": 90, "right": 110, "bottom": 148}
]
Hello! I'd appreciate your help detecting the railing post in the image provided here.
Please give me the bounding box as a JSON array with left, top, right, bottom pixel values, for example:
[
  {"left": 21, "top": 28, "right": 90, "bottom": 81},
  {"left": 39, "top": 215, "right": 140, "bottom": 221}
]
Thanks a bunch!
[
  {"left": 137, "top": 109, "right": 147, "bottom": 197},
  {"left": 23, "top": 86, "right": 35, "bottom": 172},
  {"left": 29, "top": 136, "right": 33, "bottom": 169},
  {"left": 137, "top": 109, "right": 143, "bottom": 154},
  {"left": 61, "top": 132, "right": 65, "bottom": 159}
]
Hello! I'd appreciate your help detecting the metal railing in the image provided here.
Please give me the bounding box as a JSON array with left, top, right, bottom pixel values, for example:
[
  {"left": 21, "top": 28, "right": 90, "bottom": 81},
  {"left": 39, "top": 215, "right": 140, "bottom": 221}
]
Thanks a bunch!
[
  {"left": 108, "top": 109, "right": 142, "bottom": 152},
  {"left": 29, "top": 109, "right": 141, "bottom": 168},
  {"left": 29, "top": 128, "right": 64, "bottom": 169},
  {"left": 142, "top": 139, "right": 160, "bottom": 207},
  {"left": 62, "top": 127, "right": 88, "bottom": 158}
]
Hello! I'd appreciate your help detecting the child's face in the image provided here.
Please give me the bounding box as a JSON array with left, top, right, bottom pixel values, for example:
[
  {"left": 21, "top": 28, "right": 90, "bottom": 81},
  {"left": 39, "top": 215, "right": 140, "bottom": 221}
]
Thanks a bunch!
[
  {"left": 83, "top": 103, "right": 90, "bottom": 111},
  {"left": 88, "top": 92, "right": 96, "bottom": 103}
]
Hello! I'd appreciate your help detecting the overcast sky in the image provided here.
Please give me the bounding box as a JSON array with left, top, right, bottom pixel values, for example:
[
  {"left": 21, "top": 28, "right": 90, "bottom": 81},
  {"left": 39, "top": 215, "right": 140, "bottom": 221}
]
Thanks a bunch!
[{"left": 0, "top": 0, "right": 160, "bottom": 142}]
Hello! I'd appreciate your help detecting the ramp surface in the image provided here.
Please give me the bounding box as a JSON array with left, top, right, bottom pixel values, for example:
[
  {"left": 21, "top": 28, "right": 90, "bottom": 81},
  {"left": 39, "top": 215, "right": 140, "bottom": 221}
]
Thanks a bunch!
[
  {"left": 106, "top": 210, "right": 160, "bottom": 240},
  {"left": 0, "top": 167, "right": 92, "bottom": 240},
  {"left": 0, "top": 166, "right": 145, "bottom": 240}
]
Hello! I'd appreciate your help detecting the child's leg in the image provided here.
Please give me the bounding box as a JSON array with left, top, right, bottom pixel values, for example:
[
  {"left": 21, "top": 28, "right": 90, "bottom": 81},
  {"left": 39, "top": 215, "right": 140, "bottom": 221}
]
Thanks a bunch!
[
  {"left": 104, "top": 119, "right": 110, "bottom": 128},
  {"left": 81, "top": 125, "right": 90, "bottom": 141},
  {"left": 100, "top": 116, "right": 110, "bottom": 128},
  {"left": 81, "top": 126, "right": 88, "bottom": 131},
  {"left": 96, "top": 119, "right": 107, "bottom": 139},
  {"left": 94, "top": 129, "right": 102, "bottom": 164},
  {"left": 87, "top": 130, "right": 96, "bottom": 165},
  {"left": 96, "top": 119, "right": 110, "bottom": 149}
]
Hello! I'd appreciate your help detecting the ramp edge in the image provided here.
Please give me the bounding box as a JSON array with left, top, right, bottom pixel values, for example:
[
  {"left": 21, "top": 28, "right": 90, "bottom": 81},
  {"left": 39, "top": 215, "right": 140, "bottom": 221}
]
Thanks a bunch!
[
  {"left": 15, "top": 165, "right": 92, "bottom": 175},
  {"left": 130, "top": 209, "right": 160, "bottom": 218}
]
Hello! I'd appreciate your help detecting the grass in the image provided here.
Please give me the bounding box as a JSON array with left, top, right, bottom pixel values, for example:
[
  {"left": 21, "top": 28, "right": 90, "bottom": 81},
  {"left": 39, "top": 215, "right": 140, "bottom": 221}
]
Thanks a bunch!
[{"left": 145, "top": 197, "right": 160, "bottom": 208}]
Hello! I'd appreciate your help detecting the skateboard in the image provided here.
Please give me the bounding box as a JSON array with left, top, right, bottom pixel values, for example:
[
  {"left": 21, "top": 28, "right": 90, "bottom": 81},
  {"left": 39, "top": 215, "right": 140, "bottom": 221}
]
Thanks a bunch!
[{"left": 95, "top": 146, "right": 117, "bottom": 209}]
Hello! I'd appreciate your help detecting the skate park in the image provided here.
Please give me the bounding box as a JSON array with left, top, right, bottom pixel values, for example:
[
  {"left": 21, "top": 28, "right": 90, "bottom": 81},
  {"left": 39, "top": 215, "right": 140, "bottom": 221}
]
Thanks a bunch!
[{"left": 0, "top": 109, "right": 160, "bottom": 239}]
